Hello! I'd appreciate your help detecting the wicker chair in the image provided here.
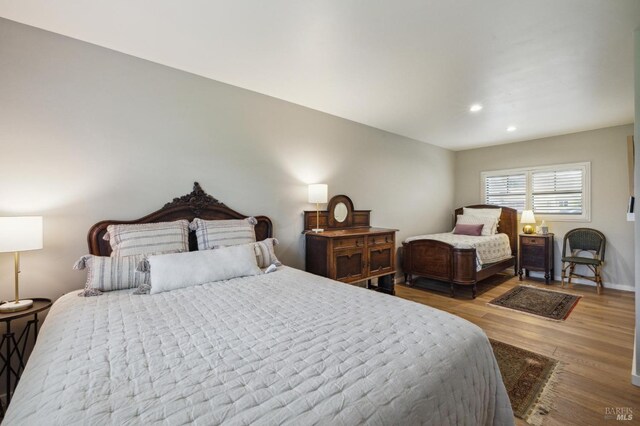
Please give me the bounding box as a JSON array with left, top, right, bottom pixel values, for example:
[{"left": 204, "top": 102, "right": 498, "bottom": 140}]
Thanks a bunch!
[{"left": 560, "top": 228, "right": 606, "bottom": 294}]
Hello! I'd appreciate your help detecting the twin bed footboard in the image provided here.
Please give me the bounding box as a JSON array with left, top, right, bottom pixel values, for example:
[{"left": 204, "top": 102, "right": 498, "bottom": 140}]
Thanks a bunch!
[
  {"left": 402, "top": 239, "right": 516, "bottom": 298},
  {"left": 402, "top": 239, "right": 477, "bottom": 297}
]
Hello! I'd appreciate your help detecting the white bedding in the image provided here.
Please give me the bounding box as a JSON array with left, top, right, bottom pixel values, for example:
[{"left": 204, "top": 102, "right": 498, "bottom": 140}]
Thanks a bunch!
[
  {"left": 5, "top": 267, "right": 513, "bottom": 425},
  {"left": 404, "top": 233, "right": 513, "bottom": 270}
]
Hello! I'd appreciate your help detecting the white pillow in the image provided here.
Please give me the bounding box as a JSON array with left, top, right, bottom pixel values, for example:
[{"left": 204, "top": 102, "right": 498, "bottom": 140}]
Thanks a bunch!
[
  {"left": 456, "top": 214, "right": 497, "bottom": 237},
  {"left": 463, "top": 207, "right": 502, "bottom": 219},
  {"left": 462, "top": 207, "right": 502, "bottom": 234},
  {"left": 74, "top": 254, "right": 149, "bottom": 296},
  {"left": 190, "top": 217, "right": 257, "bottom": 250},
  {"left": 105, "top": 220, "right": 190, "bottom": 257},
  {"left": 147, "top": 244, "right": 262, "bottom": 294}
]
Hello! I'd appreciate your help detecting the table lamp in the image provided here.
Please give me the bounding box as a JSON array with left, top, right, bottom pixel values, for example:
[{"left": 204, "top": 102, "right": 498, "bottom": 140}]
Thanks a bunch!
[
  {"left": 520, "top": 210, "right": 536, "bottom": 234},
  {"left": 308, "top": 184, "right": 328, "bottom": 233},
  {"left": 0, "top": 217, "right": 43, "bottom": 313}
]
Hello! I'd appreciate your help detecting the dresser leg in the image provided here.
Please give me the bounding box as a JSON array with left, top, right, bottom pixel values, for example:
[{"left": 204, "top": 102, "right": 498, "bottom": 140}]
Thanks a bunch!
[
  {"left": 450, "top": 283, "right": 455, "bottom": 298},
  {"left": 472, "top": 284, "right": 477, "bottom": 299}
]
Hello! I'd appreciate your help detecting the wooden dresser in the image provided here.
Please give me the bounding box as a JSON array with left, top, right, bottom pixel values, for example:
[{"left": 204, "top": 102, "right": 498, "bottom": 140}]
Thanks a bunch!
[{"left": 304, "top": 195, "right": 398, "bottom": 294}]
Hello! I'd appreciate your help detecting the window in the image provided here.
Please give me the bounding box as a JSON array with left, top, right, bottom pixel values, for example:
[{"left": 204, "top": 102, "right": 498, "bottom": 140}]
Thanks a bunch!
[{"left": 481, "top": 162, "right": 590, "bottom": 221}]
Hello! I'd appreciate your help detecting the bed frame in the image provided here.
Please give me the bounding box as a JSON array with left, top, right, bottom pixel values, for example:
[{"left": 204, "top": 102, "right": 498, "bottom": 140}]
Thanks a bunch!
[
  {"left": 87, "top": 182, "right": 273, "bottom": 256},
  {"left": 402, "top": 204, "right": 517, "bottom": 298}
]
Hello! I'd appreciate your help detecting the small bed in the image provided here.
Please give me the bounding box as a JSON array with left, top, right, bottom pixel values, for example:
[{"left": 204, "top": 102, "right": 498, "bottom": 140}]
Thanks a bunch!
[
  {"left": 5, "top": 185, "right": 513, "bottom": 425},
  {"left": 402, "top": 205, "right": 517, "bottom": 298}
]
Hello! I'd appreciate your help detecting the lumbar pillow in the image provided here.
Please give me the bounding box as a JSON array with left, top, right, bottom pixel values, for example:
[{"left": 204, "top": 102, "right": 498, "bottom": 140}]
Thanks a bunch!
[
  {"left": 104, "top": 220, "right": 190, "bottom": 257},
  {"left": 456, "top": 214, "right": 497, "bottom": 237},
  {"left": 74, "top": 254, "right": 149, "bottom": 297},
  {"left": 453, "top": 223, "right": 484, "bottom": 236},
  {"left": 144, "top": 244, "right": 262, "bottom": 294},
  {"left": 190, "top": 217, "right": 257, "bottom": 250}
]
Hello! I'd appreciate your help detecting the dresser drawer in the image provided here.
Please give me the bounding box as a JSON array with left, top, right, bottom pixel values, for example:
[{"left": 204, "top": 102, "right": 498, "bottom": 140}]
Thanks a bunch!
[
  {"left": 333, "top": 236, "right": 365, "bottom": 250},
  {"left": 368, "top": 234, "right": 394, "bottom": 246},
  {"left": 522, "top": 236, "right": 545, "bottom": 246}
]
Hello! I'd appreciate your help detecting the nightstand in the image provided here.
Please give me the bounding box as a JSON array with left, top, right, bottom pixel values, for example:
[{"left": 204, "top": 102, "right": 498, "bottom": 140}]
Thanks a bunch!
[
  {"left": 519, "top": 233, "right": 554, "bottom": 284},
  {"left": 0, "top": 298, "right": 52, "bottom": 415}
]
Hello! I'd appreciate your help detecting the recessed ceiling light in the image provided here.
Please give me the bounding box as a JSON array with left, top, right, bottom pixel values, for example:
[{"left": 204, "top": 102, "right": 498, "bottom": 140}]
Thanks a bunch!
[
  {"left": 469, "top": 104, "right": 483, "bottom": 112},
  {"left": 507, "top": 126, "right": 517, "bottom": 132}
]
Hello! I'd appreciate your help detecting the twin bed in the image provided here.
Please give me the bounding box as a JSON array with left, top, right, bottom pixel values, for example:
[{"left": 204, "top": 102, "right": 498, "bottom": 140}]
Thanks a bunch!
[
  {"left": 4, "top": 185, "right": 514, "bottom": 425},
  {"left": 402, "top": 205, "right": 517, "bottom": 298}
]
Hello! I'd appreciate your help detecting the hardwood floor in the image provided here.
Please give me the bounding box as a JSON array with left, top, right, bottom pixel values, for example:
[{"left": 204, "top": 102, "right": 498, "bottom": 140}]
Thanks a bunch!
[{"left": 395, "top": 274, "right": 639, "bottom": 426}]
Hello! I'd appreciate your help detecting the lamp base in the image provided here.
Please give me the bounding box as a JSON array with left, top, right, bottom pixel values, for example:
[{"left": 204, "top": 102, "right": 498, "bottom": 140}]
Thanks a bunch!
[
  {"left": 311, "top": 228, "right": 324, "bottom": 233},
  {"left": 522, "top": 225, "right": 535, "bottom": 234},
  {"left": 0, "top": 299, "right": 33, "bottom": 313}
]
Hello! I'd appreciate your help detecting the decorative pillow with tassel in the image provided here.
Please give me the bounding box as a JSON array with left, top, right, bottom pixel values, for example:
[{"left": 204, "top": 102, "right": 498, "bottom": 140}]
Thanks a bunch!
[
  {"left": 214, "top": 238, "right": 282, "bottom": 268},
  {"left": 74, "top": 254, "right": 149, "bottom": 297}
]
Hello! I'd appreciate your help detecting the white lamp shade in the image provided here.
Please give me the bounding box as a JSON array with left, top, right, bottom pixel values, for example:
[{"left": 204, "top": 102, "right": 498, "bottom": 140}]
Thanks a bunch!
[
  {"left": 0, "top": 216, "right": 43, "bottom": 253},
  {"left": 520, "top": 210, "right": 536, "bottom": 224},
  {"left": 308, "top": 184, "right": 328, "bottom": 204}
]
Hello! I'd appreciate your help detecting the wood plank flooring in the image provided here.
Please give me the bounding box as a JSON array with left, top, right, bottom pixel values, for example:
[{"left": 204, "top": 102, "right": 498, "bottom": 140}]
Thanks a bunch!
[{"left": 395, "top": 274, "right": 639, "bottom": 426}]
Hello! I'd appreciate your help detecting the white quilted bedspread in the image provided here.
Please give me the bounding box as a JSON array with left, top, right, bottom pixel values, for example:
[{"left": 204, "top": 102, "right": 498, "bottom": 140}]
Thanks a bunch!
[
  {"left": 404, "top": 233, "right": 513, "bottom": 270},
  {"left": 5, "top": 267, "right": 513, "bottom": 426}
]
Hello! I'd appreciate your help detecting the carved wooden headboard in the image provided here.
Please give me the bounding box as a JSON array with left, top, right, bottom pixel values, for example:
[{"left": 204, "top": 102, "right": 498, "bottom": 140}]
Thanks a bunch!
[
  {"left": 453, "top": 204, "right": 518, "bottom": 256},
  {"left": 87, "top": 182, "right": 273, "bottom": 256}
]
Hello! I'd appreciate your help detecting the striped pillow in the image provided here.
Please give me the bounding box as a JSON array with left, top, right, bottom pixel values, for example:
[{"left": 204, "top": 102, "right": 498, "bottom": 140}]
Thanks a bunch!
[
  {"left": 190, "top": 217, "right": 257, "bottom": 250},
  {"left": 105, "top": 220, "right": 190, "bottom": 257},
  {"left": 74, "top": 254, "right": 148, "bottom": 296},
  {"left": 252, "top": 238, "right": 281, "bottom": 268},
  {"left": 214, "top": 238, "right": 281, "bottom": 268}
]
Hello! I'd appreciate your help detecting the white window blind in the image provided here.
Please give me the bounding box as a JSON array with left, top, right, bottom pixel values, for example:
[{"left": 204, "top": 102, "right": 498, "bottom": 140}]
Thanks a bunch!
[
  {"left": 532, "top": 169, "right": 584, "bottom": 215},
  {"left": 484, "top": 173, "right": 527, "bottom": 211},
  {"left": 481, "top": 162, "right": 590, "bottom": 221}
]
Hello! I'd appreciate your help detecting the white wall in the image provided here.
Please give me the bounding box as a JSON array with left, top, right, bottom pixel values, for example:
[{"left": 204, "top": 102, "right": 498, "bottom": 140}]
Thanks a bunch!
[
  {"left": 0, "top": 19, "right": 455, "bottom": 301},
  {"left": 455, "top": 124, "right": 635, "bottom": 291}
]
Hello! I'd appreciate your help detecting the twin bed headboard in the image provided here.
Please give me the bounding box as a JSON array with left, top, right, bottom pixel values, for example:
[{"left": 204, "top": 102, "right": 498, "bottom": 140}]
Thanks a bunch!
[{"left": 87, "top": 182, "right": 273, "bottom": 256}]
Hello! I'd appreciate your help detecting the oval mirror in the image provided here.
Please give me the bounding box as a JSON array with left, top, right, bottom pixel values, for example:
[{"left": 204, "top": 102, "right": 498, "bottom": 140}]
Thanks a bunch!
[{"left": 334, "top": 202, "right": 348, "bottom": 223}]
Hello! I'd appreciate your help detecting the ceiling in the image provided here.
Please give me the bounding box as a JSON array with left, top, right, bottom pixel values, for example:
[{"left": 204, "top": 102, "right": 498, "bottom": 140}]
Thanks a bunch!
[{"left": 1, "top": 1, "right": 638, "bottom": 150}]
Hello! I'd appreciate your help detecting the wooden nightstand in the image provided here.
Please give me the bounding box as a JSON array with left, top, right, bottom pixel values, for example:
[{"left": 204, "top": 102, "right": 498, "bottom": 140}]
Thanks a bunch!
[
  {"left": 0, "top": 298, "right": 52, "bottom": 415},
  {"left": 518, "top": 233, "right": 554, "bottom": 284}
]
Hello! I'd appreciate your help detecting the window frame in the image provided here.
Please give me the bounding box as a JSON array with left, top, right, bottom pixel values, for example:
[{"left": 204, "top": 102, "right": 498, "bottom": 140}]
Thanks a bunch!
[{"left": 480, "top": 162, "right": 591, "bottom": 222}]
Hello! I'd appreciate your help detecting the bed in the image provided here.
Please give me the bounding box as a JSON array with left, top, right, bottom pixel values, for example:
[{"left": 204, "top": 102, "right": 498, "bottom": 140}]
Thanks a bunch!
[
  {"left": 4, "top": 184, "right": 514, "bottom": 425},
  {"left": 402, "top": 205, "right": 517, "bottom": 298}
]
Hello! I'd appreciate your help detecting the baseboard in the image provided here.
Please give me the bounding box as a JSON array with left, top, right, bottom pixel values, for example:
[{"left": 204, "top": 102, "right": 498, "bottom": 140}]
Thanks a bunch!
[
  {"left": 524, "top": 271, "right": 635, "bottom": 292},
  {"left": 396, "top": 273, "right": 634, "bottom": 292}
]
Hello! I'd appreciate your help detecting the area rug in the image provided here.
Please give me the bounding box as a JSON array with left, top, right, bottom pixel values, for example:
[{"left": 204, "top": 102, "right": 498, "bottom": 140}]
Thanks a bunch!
[
  {"left": 490, "top": 339, "right": 561, "bottom": 425},
  {"left": 488, "top": 285, "right": 581, "bottom": 321}
]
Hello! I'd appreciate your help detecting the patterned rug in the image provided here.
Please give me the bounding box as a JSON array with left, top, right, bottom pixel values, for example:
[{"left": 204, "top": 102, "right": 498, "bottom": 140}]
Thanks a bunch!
[
  {"left": 488, "top": 285, "right": 581, "bottom": 320},
  {"left": 490, "top": 339, "right": 561, "bottom": 425}
]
